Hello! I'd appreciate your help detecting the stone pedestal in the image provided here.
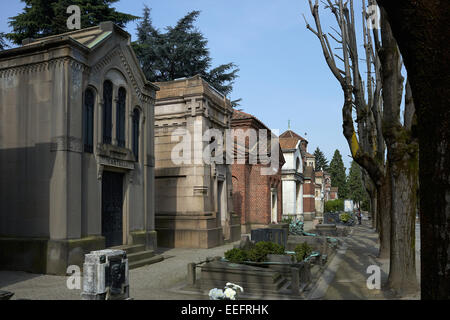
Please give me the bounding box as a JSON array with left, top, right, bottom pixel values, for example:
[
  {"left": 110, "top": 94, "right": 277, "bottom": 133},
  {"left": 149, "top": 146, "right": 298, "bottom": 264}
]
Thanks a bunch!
[{"left": 82, "top": 249, "right": 129, "bottom": 300}]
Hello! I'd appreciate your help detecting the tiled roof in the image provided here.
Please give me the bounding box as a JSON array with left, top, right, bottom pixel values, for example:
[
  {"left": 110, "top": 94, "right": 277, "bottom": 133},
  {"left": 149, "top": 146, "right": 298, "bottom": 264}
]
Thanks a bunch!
[
  {"left": 330, "top": 187, "right": 338, "bottom": 192},
  {"left": 279, "top": 130, "right": 307, "bottom": 150},
  {"left": 232, "top": 109, "right": 253, "bottom": 120},
  {"left": 279, "top": 130, "right": 307, "bottom": 141},
  {"left": 315, "top": 171, "right": 324, "bottom": 177},
  {"left": 305, "top": 152, "right": 315, "bottom": 158}
]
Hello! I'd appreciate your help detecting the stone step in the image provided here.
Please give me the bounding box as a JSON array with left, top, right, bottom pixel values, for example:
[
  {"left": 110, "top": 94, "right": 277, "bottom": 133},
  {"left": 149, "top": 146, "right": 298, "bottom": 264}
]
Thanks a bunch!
[
  {"left": 110, "top": 244, "right": 145, "bottom": 255},
  {"left": 127, "top": 250, "right": 155, "bottom": 263},
  {"left": 129, "top": 255, "right": 164, "bottom": 270}
]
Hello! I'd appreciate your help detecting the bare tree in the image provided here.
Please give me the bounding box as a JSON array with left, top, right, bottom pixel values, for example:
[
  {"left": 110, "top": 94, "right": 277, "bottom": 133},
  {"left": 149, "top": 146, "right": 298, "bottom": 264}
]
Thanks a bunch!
[
  {"left": 376, "top": 0, "right": 450, "bottom": 300},
  {"left": 305, "top": 0, "right": 390, "bottom": 258},
  {"left": 305, "top": 0, "right": 419, "bottom": 295}
]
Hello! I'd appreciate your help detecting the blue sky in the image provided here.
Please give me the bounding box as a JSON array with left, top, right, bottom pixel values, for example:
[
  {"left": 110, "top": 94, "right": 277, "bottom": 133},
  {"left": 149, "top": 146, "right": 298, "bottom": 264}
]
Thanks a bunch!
[{"left": 0, "top": 0, "right": 358, "bottom": 171}]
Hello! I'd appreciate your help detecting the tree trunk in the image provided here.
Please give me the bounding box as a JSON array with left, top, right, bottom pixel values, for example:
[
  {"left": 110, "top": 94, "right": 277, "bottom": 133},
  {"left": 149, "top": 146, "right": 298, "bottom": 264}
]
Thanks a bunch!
[
  {"left": 376, "top": 0, "right": 450, "bottom": 299},
  {"left": 371, "top": 189, "right": 377, "bottom": 229},
  {"left": 377, "top": 175, "right": 391, "bottom": 259},
  {"left": 387, "top": 152, "right": 419, "bottom": 295}
]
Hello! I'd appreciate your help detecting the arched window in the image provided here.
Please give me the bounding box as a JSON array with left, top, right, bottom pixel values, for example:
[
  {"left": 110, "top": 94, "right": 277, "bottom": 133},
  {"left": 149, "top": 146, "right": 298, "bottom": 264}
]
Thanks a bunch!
[
  {"left": 116, "top": 87, "right": 126, "bottom": 147},
  {"left": 83, "top": 88, "right": 95, "bottom": 153},
  {"left": 132, "top": 108, "right": 140, "bottom": 161},
  {"left": 103, "top": 80, "right": 113, "bottom": 144}
]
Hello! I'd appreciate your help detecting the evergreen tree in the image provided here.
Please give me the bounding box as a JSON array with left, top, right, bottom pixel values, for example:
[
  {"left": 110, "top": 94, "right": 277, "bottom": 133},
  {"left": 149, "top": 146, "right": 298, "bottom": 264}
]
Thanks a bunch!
[
  {"left": 0, "top": 33, "right": 8, "bottom": 51},
  {"left": 313, "top": 147, "right": 329, "bottom": 172},
  {"left": 7, "top": 0, "right": 138, "bottom": 45},
  {"left": 347, "top": 160, "right": 369, "bottom": 207},
  {"left": 133, "top": 6, "right": 239, "bottom": 96},
  {"left": 329, "top": 149, "right": 348, "bottom": 199}
]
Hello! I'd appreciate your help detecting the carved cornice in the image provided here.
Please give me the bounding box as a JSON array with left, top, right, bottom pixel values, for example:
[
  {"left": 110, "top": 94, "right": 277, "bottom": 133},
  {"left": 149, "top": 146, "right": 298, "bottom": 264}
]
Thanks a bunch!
[
  {"left": 0, "top": 57, "right": 89, "bottom": 78},
  {"left": 92, "top": 45, "right": 155, "bottom": 105}
]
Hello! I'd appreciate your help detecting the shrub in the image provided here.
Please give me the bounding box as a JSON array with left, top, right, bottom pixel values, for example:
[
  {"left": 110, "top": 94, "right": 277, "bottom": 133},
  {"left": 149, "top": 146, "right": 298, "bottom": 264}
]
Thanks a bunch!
[
  {"left": 247, "top": 241, "right": 285, "bottom": 262},
  {"left": 325, "top": 199, "right": 344, "bottom": 212},
  {"left": 224, "top": 248, "right": 248, "bottom": 263},
  {"left": 294, "top": 242, "right": 313, "bottom": 262}
]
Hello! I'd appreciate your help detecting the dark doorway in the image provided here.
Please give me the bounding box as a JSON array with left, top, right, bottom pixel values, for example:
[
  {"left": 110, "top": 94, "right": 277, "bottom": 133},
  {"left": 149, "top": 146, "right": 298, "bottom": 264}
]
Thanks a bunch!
[{"left": 102, "top": 171, "right": 124, "bottom": 247}]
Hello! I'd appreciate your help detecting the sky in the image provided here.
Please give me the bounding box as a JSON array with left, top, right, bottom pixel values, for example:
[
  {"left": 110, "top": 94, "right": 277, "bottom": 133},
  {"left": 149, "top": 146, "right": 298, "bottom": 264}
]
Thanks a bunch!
[{"left": 0, "top": 0, "right": 363, "bottom": 171}]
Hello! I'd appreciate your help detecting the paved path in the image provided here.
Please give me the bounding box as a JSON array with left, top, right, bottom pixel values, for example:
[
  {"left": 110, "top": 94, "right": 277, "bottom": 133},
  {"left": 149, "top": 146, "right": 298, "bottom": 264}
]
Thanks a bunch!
[
  {"left": 311, "top": 221, "right": 420, "bottom": 300},
  {"left": 0, "top": 243, "right": 237, "bottom": 300},
  {"left": 0, "top": 222, "right": 421, "bottom": 300}
]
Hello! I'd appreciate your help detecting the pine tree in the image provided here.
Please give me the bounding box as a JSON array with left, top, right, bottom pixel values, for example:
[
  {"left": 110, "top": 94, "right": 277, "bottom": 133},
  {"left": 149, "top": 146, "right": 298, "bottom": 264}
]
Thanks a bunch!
[
  {"left": 133, "top": 6, "right": 239, "bottom": 96},
  {"left": 313, "top": 147, "right": 329, "bottom": 172},
  {"left": 329, "top": 149, "right": 348, "bottom": 199},
  {"left": 347, "top": 160, "right": 368, "bottom": 206},
  {"left": 7, "top": 0, "right": 138, "bottom": 45}
]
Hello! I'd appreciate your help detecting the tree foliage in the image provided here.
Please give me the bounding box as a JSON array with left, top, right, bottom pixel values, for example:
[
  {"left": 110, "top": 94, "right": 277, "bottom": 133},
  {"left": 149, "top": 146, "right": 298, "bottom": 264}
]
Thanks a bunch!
[
  {"left": 313, "top": 147, "right": 329, "bottom": 172},
  {"left": 329, "top": 149, "right": 348, "bottom": 199},
  {"left": 0, "top": 33, "right": 8, "bottom": 51},
  {"left": 133, "top": 6, "right": 239, "bottom": 96},
  {"left": 347, "top": 160, "right": 369, "bottom": 205},
  {"left": 7, "top": 0, "right": 138, "bottom": 45}
]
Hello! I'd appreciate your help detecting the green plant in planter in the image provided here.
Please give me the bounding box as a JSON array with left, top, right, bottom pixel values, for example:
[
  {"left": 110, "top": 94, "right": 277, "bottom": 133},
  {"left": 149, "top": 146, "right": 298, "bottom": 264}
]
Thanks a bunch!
[
  {"left": 294, "top": 242, "right": 313, "bottom": 262},
  {"left": 340, "top": 213, "right": 351, "bottom": 223},
  {"left": 247, "top": 241, "right": 285, "bottom": 262},
  {"left": 224, "top": 248, "right": 248, "bottom": 263},
  {"left": 281, "top": 216, "right": 293, "bottom": 224}
]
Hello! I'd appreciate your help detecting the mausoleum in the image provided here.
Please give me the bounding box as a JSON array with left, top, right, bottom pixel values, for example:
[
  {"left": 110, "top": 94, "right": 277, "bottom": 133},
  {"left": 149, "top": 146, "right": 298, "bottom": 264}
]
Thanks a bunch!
[
  {"left": 0, "top": 22, "right": 159, "bottom": 274},
  {"left": 153, "top": 75, "right": 241, "bottom": 248}
]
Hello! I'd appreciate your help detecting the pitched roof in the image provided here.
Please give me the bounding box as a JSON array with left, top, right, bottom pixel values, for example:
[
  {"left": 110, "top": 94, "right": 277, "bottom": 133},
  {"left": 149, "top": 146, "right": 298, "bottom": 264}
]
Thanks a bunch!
[
  {"left": 21, "top": 22, "right": 126, "bottom": 50},
  {"left": 231, "top": 109, "right": 269, "bottom": 130},
  {"left": 279, "top": 130, "right": 307, "bottom": 150},
  {"left": 305, "top": 152, "right": 315, "bottom": 158},
  {"left": 279, "top": 130, "right": 307, "bottom": 141},
  {"left": 315, "top": 171, "right": 324, "bottom": 177}
]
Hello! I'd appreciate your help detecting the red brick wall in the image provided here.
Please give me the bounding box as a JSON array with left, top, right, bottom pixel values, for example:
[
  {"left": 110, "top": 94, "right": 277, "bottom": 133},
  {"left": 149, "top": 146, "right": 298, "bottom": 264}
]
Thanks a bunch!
[
  {"left": 232, "top": 163, "right": 283, "bottom": 226},
  {"left": 303, "top": 181, "right": 315, "bottom": 213},
  {"left": 231, "top": 115, "right": 285, "bottom": 227}
]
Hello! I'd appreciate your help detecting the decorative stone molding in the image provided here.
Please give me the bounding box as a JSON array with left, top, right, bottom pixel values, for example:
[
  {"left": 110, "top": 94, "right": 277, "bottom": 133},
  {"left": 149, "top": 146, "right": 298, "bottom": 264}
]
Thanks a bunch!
[
  {"left": 50, "top": 136, "right": 83, "bottom": 153},
  {"left": 0, "top": 57, "right": 89, "bottom": 79},
  {"left": 92, "top": 45, "right": 155, "bottom": 105},
  {"left": 95, "top": 143, "right": 136, "bottom": 174},
  {"left": 193, "top": 186, "right": 208, "bottom": 196}
]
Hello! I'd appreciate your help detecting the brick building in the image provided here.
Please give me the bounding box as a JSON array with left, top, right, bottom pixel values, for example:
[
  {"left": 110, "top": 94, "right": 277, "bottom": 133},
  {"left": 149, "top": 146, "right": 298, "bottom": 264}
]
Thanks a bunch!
[{"left": 231, "top": 110, "right": 285, "bottom": 233}]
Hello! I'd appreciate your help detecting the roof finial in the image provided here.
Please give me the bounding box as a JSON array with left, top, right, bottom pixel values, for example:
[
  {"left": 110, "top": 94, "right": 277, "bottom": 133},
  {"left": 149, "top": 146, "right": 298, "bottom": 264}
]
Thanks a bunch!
[{"left": 288, "top": 119, "right": 291, "bottom": 130}]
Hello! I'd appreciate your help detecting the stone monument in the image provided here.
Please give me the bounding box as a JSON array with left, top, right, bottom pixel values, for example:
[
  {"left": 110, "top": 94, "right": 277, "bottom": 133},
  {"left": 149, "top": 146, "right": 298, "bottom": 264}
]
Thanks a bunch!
[{"left": 82, "top": 249, "right": 129, "bottom": 300}]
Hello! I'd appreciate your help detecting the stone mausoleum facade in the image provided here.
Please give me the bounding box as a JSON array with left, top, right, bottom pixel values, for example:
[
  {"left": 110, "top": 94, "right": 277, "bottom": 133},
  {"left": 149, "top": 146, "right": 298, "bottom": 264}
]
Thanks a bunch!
[
  {"left": 230, "top": 110, "right": 285, "bottom": 233},
  {"left": 279, "top": 130, "right": 305, "bottom": 221},
  {"left": 153, "top": 75, "right": 240, "bottom": 248},
  {"left": 0, "top": 23, "right": 158, "bottom": 274}
]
